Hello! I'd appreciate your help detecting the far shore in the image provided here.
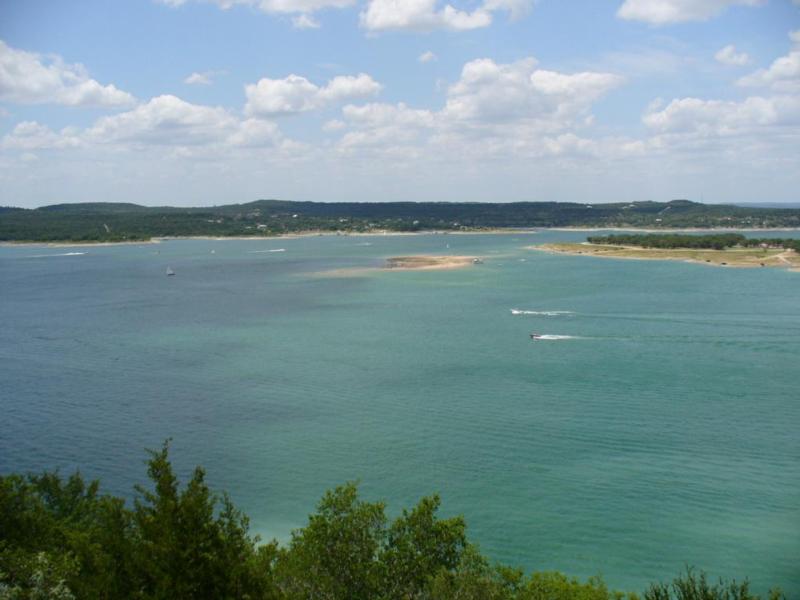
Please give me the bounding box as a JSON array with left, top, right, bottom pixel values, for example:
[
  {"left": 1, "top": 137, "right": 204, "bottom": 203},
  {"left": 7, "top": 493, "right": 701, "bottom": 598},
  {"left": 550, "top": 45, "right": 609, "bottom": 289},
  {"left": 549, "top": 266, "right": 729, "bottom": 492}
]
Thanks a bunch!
[
  {"left": 530, "top": 242, "right": 800, "bottom": 271},
  {"left": 2, "top": 225, "right": 800, "bottom": 247},
  {"left": 0, "top": 228, "right": 534, "bottom": 247}
]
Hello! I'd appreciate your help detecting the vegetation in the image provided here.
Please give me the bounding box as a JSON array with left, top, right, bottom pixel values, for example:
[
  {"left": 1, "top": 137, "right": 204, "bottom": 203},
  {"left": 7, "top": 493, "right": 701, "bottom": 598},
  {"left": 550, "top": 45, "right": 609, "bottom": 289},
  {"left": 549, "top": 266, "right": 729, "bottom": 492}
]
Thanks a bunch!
[
  {"left": 586, "top": 234, "right": 800, "bottom": 252},
  {"left": 2, "top": 199, "right": 800, "bottom": 242},
  {"left": 0, "top": 444, "right": 787, "bottom": 599}
]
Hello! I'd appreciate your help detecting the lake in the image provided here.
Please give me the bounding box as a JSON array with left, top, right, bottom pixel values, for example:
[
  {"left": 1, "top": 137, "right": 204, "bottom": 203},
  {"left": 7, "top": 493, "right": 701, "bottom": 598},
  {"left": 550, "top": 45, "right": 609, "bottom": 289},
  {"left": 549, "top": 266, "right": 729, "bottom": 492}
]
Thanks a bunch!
[{"left": 1, "top": 231, "right": 798, "bottom": 595}]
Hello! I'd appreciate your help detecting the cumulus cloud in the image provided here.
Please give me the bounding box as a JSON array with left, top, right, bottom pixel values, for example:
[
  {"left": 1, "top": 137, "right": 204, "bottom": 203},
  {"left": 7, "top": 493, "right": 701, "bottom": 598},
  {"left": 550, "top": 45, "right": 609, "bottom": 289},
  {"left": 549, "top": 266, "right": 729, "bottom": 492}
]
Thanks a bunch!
[
  {"left": 643, "top": 95, "right": 800, "bottom": 136},
  {"left": 184, "top": 71, "right": 214, "bottom": 85},
  {"left": 86, "top": 95, "right": 240, "bottom": 146},
  {"left": 1, "top": 121, "right": 82, "bottom": 150},
  {"left": 360, "top": 0, "right": 534, "bottom": 32},
  {"left": 0, "top": 40, "right": 135, "bottom": 107},
  {"left": 244, "top": 73, "right": 382, "bottom": 116},
  {"left": 328, "top": 57, "right": 622, "bottom": 160},
  {"left": 442, "top": 58, "right": 622, "bottom": 129},
  {"left": 738, "top": 33, "right": 800, "bottom": 92},
  {"left": 617, "top": 0, "right": 764, "bottom": 25},
  {"left": 418, "top": 51, "right": 437, "bottom": 63},
  {"left": 292, "top": 14, "right": 321, "bottom": 28},
  {"left": 715, "top": 45, "right": 751, "bottom": 66},
  {"left": 483, "top": 0, "right": 534, "bottom": 19},
  {"left": 157, "top": 0, "right": 354, "bottom": 14}
]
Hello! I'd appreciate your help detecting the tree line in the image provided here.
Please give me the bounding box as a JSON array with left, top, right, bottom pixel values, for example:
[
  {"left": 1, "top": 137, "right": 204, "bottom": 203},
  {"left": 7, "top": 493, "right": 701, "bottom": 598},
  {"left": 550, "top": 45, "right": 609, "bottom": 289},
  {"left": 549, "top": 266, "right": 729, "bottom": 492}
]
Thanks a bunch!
[
  {"left": 2, "top": 200, "right": 800, "bottom": 242},
  {"left": 0, "top": 443, "right": 787, "bottom": 599},
  {"left": 586, "top": 234, "right": 800, "bottom": 252}
]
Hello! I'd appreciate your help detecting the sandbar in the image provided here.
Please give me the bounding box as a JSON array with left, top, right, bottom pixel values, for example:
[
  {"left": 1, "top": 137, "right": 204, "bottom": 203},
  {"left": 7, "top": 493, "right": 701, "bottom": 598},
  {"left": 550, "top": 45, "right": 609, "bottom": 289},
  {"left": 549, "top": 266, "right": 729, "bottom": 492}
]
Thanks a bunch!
[
  {"left": 385, "top": 255, "right": 478, "bottom": 270},
  {"left": 529, "top": 243, "right": 800, "bottom": 270}
]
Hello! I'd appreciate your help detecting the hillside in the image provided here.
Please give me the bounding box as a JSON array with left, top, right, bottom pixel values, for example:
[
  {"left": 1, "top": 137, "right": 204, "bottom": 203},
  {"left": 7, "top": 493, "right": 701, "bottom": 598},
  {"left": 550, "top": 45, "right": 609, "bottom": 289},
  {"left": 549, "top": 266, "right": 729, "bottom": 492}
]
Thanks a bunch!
[{"left": 1, "top": 199, "right": 799, "bottom": 242}]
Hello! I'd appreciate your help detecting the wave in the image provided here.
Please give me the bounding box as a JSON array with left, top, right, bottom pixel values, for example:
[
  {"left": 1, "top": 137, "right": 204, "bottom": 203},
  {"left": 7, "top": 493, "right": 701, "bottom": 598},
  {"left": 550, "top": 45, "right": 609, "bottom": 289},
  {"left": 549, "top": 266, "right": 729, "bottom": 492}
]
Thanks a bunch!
[
  {"left": 511, "top": 309, "right": 574, "bottom": 316},
  {"left": 26, "top": 252, "right": 87, "bottom": 258}
]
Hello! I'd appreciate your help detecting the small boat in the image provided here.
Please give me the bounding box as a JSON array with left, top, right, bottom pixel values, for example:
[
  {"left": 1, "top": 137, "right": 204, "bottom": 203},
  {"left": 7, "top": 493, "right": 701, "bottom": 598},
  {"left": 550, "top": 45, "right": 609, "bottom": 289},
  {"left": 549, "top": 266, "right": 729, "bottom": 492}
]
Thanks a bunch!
[
  {"left": 166, "top": 267, "right": 175, "bottom": 276},
  {"left": 530, "top": 333, "right": 542, "bottom": 340},
  {"left": 473, "top": 258, "right": 483, "bottom": 264}
]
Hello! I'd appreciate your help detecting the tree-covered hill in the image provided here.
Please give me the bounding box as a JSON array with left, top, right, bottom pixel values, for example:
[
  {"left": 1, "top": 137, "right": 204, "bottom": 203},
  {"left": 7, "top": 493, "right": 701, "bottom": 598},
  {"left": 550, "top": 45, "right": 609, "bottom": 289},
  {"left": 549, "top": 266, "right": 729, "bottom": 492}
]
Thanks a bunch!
[
  {"left": 1, "top": 199, "right": 799, "bottom": 242},
  {"left": 0, "top": 444, "right": 787, "bottom": 599}
]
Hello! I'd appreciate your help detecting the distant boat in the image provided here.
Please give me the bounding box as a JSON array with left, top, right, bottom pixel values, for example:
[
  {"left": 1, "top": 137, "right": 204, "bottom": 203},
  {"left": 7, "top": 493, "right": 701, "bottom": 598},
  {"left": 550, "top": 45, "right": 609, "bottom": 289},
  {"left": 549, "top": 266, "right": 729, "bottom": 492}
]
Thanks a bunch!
[
  {"left": 166, "top": 267, "right": 175, "bottom": 276},
  {"left": 530, "top": 333, "right": 542, "bottom": 340},
  {"left": 473, "top": 258, "right": 483, "bottom": 264}
]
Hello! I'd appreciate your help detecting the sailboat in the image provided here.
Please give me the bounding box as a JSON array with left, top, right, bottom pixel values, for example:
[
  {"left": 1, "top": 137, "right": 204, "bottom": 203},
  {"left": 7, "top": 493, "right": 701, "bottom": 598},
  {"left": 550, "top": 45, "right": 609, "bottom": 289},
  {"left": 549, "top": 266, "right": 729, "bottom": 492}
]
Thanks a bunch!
[{"left": 166, "top": 267, "right": 175, "bottom": 276}]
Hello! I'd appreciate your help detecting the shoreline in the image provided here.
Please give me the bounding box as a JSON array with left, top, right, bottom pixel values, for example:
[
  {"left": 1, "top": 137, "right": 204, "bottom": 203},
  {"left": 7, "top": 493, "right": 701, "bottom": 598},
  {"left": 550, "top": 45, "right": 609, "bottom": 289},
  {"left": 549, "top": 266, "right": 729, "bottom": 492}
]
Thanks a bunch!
[
  {"left": 2, "top": 225, "right": 800, "bottom": 247},
  {"left": 385, "top": 255, "right": 477, "bottom": 270},
  {"left": 315, "top": 254, "right": 479, "bottom": 277},
  {"left": 529, "top": 243, "right": 800, "bottom": 271},
  {"left": 0, "top": 228, "right": 533, "bottom": 247}
]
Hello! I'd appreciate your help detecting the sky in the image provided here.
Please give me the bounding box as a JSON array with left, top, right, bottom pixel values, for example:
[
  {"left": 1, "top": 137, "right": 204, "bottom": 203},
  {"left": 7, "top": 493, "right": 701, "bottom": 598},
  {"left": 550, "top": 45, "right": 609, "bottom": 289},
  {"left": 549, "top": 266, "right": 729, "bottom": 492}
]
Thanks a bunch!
[{"left": 1, "top": 0, "right": 799, "bottom": 208}]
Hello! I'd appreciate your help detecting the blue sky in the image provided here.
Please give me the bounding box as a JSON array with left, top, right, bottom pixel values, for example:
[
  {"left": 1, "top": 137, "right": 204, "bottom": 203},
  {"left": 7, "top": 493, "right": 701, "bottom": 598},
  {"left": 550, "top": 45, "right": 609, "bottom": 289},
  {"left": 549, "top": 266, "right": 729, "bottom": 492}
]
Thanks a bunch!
[{"left": 1, "top": 0, "right": 799, "bottom": 207}]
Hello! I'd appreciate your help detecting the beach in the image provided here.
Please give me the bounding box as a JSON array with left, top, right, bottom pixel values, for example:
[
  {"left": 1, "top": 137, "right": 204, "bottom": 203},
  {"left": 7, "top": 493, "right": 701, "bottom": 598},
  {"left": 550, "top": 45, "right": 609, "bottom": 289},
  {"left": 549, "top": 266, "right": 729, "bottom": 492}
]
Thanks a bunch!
[
  {"left": 529, "top": 242, "right": 800, "bottom": 270},
  {"left": 385, "top": 255, "right": 478, "bottom": 270}
]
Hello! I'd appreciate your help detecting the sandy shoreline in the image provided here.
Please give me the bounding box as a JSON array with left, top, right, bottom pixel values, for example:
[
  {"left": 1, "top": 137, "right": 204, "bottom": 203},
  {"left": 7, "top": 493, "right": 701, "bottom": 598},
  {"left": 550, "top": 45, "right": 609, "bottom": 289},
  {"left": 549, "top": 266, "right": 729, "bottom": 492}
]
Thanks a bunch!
[
  {"left": 385, "top": 255, "right": 477, "bottom": 270},
  {"left": 547, "top": 227, "right": 800, "bottom": 233},
  {"left": 314, "top": 254, "right": 480, "bottom": 277},
  {"left": 2, "top": 225, "right": 798, "bottom": 247},
  {"left": 530, "top": 243, "right": 800, "bottom": 270},
  {"left": 0, "top": 229, "right": 536, "bottom": 247}
]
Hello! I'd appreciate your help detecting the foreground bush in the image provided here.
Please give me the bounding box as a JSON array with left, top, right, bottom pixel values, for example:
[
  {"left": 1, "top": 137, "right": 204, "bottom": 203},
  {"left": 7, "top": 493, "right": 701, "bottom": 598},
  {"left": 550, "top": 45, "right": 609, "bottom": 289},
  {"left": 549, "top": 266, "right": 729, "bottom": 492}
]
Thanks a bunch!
[{"left": 0, "top": 443, "right": 786, "bottom": 599}]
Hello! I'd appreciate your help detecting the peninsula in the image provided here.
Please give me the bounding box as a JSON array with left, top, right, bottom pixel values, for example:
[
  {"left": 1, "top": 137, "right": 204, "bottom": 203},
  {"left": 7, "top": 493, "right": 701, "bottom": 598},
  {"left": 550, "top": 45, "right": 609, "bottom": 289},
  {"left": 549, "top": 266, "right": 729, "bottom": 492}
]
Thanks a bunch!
[{"left": 533, "top": 233, "right": 800, "bottom": 270}]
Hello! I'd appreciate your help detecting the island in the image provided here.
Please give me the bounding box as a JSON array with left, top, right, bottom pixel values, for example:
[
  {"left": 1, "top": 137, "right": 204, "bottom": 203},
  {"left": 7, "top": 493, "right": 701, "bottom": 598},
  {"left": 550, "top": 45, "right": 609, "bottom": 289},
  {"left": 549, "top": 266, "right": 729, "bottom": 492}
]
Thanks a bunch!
[
  {"left": 385, "top": 255, "right": 478, "bottom": 270},
  {"left": 532, "top": 233, "right": 800, "bottom": 270}
]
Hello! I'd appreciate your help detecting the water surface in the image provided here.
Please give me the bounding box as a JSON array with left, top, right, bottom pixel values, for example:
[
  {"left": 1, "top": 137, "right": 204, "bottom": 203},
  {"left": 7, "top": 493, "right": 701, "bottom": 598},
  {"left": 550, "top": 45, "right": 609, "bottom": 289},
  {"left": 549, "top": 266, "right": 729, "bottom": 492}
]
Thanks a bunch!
[{"left": 1, "top": 231, "right": 798, "bottom": 594}]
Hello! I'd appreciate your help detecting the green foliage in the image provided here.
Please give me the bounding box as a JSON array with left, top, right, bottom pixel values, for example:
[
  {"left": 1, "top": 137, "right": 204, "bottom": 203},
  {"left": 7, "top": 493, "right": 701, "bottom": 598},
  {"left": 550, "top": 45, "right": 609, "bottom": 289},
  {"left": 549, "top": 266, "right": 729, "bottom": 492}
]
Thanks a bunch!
[
  {"left": 586, "top": 233, "right": 800, "bottom": 252},
  {"left": 0, "top": 446, "right": 788, "bottom": 599},
  {"left": 2, "top": 199, "right": 800, "bottom": 242},
  {"left": 643, "top": 568, "right": 786, "bottom": 600}
]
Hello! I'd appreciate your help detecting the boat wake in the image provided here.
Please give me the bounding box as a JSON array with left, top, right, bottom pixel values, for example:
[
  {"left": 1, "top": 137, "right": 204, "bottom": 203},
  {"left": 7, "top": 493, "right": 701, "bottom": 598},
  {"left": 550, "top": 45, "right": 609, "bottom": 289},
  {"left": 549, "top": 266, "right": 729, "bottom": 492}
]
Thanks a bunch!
[
  {"left": 26, "top": 252, "right": 87, "bottom": 258},
  {"left": 534, "top": 334, "right": 579, "bottom": 340},
  {"left": 249, "top": 248, "right": 287, "bottom": 253},
  {"left": 511, "top": 309, "right": 574, "bottom": 316}
]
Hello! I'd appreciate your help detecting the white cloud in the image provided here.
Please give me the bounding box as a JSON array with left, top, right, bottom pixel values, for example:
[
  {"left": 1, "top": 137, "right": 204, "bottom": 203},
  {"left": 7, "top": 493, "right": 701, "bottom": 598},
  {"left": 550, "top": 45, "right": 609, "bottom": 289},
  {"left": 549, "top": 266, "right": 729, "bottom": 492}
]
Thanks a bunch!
[
  {"left": 86, "top": 95, "right": 241, "bottom": 146},
  {"left": 738, "top": 35, "right": 800, "bottom": 92},
  {"left": 1, "top": 121, "right": 82, "bottom": 150},
  {"left": 419, "top": 51, "right": 437, "bottom": 64},
  {"left": 643, "top": 95, "right": 800, "bottom": 135},
  {"left": 292, "top": 14, "right": 321, "bottom": 28},
  {"left": 483, "top": 0, "right": 534, "bottom": 19},
  {"left": 157, "top": 0, "right": 354, "bottom": 14},
  {"left": 359, "top": 0, "right": 534, "bottom": 32},
  {"left": 617, "top": 0, "right": 764, "bottom": 25},
  {"left": 442, "top": 58, "right": 622, "bottom": 129},
  {"left": 184, "top": 71, "right": 214, "bottom": 85},
  {"left": 322, "top": 119, "right": 346, "bottom": 131},
  {"left": 329, "top": 57, "right": 622, "bottom": 161},
  {"left": 714, "top": 45, "right": 751, "bottom": 66},
  {"left": 244, "top": 73, "right": 382, "bottom": 116},
  {"left": 338, "top": 103, "right": 436, "bottom": 152},
  {"left": 360, "top": 0, "right": 490, "bottom": 32},
  {"left": 0, "top": 40, "right": 135, "bottom": 107},
  {"left": 227, "top": 118, "right": 283, "bottom": 147}
]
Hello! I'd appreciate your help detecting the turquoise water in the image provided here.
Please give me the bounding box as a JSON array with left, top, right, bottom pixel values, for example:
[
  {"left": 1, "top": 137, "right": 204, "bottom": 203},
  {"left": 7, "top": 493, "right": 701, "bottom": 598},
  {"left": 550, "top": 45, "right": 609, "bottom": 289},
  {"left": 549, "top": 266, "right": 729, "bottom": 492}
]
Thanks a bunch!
[{"left": 2, "top": 232, "right": 799, "bottom": 595}]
